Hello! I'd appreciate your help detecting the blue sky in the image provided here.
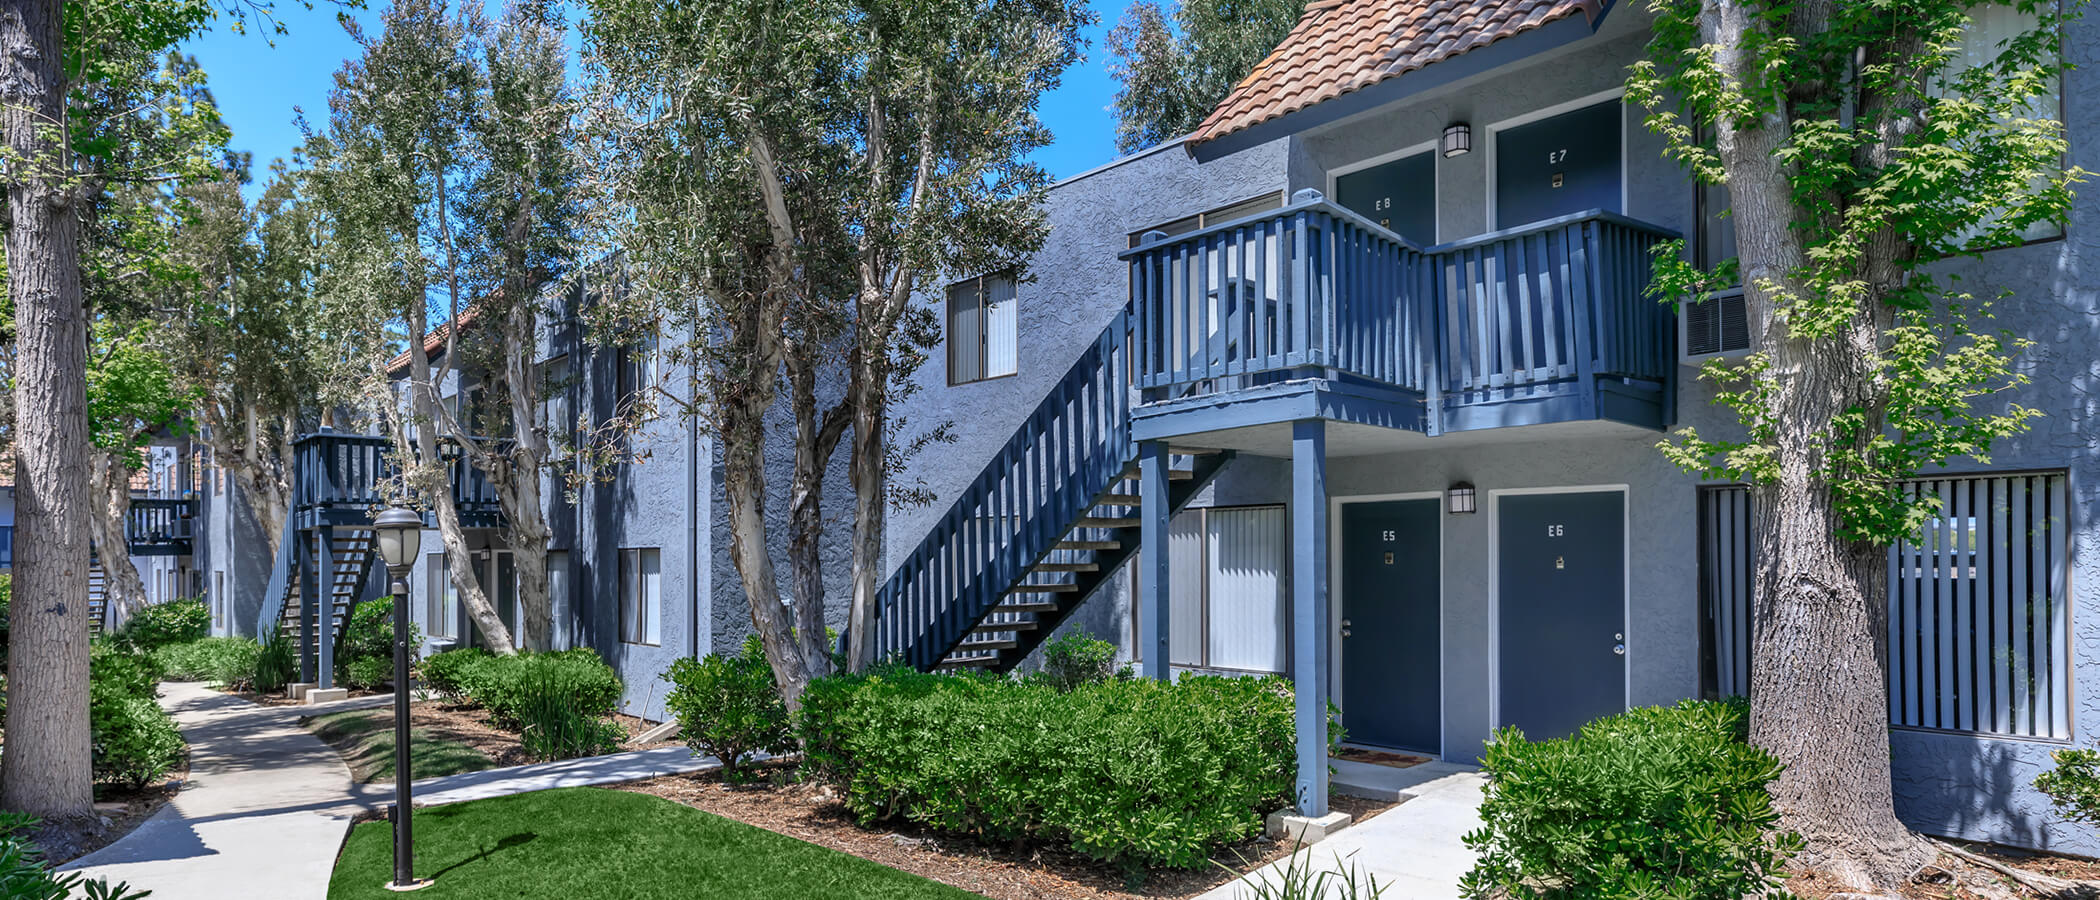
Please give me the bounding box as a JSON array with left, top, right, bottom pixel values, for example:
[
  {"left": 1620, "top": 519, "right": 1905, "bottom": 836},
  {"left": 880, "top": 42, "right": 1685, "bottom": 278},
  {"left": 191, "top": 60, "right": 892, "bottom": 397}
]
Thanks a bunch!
[{"left": 181, "top": 1, "right": 1138, "bottom": 192}]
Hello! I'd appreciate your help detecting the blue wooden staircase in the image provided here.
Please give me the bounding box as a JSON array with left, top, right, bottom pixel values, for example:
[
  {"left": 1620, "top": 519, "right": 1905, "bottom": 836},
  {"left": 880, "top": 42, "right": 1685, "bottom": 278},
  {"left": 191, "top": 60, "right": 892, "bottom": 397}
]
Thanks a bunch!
[{"left": 870, "top": 307, "right": 1233, "bottom": 672}]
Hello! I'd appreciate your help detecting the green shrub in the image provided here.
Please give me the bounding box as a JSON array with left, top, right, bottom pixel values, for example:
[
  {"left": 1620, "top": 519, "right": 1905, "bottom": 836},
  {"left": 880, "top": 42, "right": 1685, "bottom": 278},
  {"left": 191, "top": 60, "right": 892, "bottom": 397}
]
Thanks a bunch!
[
  {"left": 1030, "top": 630, "right": 1130, "bottom": 692},
  {"left": 88, "top": 650, "right": 182, "bottom": 790},
  {"left": 0, "top": 812, "right": 148, "bottom": 899},
  {"left": 419, "top": 647, "right": 489, "bottom": 702},
  {"left": 663, "top": 635, "right": 794, "bottom": 782},
  {"left": 442, "top": 648, "right": 622, "bottom": 731},
  {"left": 516, "top": 663, "right": 628, "bottom": 762},
  {"left": 797, "top": 670, "right": 1310, "bottom": 871},
  {"left": 253, "top": 627, "right": 297, "bottom": 694},
  {"left": 153, "top": 637, "right": 261, "bottom": 688},
  {"left": 343, "top": 656, "right": 395, "bottom": 691},
  {"left": 1459, "top": 698, "right": 1799, "bottom": 900},
  {"left": 2037, "top": 748, "right": 2100, "bottom": 827},
  {"left": 110, "top": 598, "right": 209, "bottom": 651}
]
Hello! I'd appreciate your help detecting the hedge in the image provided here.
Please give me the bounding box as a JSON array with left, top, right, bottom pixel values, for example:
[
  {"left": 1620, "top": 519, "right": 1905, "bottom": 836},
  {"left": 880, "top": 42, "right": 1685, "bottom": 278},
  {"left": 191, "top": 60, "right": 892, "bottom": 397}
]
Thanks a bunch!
[
  {"left": 153, "top": 637, "right": 261, "bottom": 688},
  {"left": 798, "top": 669, "right": 1311, "bottom": 871},
  {"left": 417, "top": 647, "right": 625, "bottom": 760},
  {"left": 1459, "top": 698, "right": 1799, "bottom": 899}
]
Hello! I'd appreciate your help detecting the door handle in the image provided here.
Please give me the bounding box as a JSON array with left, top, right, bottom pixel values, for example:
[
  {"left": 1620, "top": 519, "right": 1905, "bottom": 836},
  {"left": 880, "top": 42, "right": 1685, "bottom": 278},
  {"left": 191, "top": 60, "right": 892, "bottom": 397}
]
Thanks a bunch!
[
  {"left": 1341, "top": 627, "right": 1353, "bottom": 638},
  {"left": 1613, "top": 643, "right": 1626, "bottom": 656}
]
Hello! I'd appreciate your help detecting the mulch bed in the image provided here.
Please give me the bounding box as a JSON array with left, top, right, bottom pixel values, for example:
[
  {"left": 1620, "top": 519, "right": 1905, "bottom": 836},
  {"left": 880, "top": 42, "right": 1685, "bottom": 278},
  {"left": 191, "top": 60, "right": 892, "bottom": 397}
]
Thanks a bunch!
[
  {"left": 1333, "top": 747, "right": 1431, "bottom": 769},
  {"left": 619, "top": 760, "right": 1397, "bottom": 900},
  {"left": 25, "top": 759, "right": 188, "bottom": 866}
]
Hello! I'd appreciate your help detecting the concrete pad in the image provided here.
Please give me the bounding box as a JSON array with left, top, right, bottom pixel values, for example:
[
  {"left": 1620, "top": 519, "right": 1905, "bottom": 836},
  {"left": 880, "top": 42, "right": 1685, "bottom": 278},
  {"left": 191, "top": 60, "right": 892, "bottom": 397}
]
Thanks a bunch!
[
  {"left": 629, "top": 719, "right": 681, "bottom": 747},
  {"left": 1201, "top": 769, "right": 1487, "bottom": 900},
  {"left": 1266, "top": 809, "right": 1352, "bottom": 843},
  {"left": 1333, "top": 758, "right": 1478, "bottom": 802},
  {"left": 304, "top": 687, "right": 350, "bottom": 704},
  {"left": 286, "top": 682, "right": 315, "bottom": 701}
]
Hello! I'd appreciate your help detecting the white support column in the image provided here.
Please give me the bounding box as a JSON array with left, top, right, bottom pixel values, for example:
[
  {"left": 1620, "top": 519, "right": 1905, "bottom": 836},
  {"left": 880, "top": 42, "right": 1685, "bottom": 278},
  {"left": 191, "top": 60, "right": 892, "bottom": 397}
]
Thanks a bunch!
[
  {"left": 1138, "top": 440, "right": 1172, "bottom": 681},
  {"left": 1291, "top": 419, "right": 1330, "bottom": 816}
]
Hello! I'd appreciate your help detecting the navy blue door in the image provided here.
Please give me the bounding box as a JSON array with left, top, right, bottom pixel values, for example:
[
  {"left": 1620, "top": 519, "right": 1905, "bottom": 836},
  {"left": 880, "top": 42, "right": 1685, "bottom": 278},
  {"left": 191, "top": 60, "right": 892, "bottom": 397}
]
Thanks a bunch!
[
  {"left": 1341, "top": 499, "right": 1441, "bottom": 752},
  {"left": 1335, "top": 151, "right": 1436, "bottom": 245},
  {"left": 1495, "top": 99, "right": 1622, "bottom": 229},
  {"left": 1496, "top": 491, "right": 1625, "bottom": 741}
]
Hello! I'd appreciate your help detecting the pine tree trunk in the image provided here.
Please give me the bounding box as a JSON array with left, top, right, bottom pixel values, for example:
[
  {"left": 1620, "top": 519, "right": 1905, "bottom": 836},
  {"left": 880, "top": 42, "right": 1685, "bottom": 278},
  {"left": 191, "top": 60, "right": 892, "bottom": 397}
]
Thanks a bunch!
[{"left": 0, "top": 0, "right": 95, "bottom": 820}]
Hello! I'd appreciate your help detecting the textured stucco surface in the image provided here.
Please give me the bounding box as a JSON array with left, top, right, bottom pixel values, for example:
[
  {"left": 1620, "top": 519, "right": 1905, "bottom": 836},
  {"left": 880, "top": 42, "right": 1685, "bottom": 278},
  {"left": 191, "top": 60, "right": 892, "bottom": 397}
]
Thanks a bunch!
[{"left": 882, "top": 0, "right": 2100, "bottom": 856}]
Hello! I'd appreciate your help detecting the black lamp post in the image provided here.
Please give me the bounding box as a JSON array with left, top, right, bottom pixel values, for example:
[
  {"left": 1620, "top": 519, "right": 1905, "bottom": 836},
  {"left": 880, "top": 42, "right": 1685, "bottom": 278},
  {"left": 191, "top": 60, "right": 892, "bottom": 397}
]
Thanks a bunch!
[{"left": 372, "top": 505, "right": 433, "bottom": 893}]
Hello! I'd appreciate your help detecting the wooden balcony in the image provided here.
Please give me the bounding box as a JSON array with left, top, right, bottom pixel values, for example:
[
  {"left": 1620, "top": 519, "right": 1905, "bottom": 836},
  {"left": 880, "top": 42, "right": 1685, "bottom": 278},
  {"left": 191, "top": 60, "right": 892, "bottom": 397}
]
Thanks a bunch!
[
  {"left": 125, "top": 497, "right": 197, "bottom": 557},
  {"left": 1123, "top": 191, "right": 1678, "bottom": 443},
  {"left": 291, "top": 431, "right": 504, "bottom": 530}
]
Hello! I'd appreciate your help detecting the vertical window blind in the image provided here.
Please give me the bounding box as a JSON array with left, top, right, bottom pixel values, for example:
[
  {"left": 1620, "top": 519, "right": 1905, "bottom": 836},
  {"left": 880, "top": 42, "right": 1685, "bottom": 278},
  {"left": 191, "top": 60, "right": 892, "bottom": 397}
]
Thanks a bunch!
[
  {"left": 946, "top": 275, "right": 1018, "bottom": 384},
  {"left": 1699, "top": 472, "right": 2070, "bottom": 739},
  {"left": 1163, "top": 505, "right": 1288, "bottom": 673}
]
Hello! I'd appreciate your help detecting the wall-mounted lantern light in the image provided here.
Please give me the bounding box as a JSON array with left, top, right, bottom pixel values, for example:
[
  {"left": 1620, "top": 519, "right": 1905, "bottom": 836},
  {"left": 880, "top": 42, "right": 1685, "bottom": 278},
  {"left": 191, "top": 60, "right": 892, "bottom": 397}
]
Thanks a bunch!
[
  {"left": 1447, "top": 481, "right": 1477, "bottom": 515},
  {"left": 1441, "top": 122, "right": 1472, "bottom": 158}
]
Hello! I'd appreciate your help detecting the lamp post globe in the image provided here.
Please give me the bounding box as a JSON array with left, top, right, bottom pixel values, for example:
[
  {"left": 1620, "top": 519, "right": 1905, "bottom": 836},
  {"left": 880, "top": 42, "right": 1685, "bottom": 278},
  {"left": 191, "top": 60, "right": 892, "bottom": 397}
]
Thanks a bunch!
[{"left": 373, "top": 506, "right": 423, "bottom": 573}]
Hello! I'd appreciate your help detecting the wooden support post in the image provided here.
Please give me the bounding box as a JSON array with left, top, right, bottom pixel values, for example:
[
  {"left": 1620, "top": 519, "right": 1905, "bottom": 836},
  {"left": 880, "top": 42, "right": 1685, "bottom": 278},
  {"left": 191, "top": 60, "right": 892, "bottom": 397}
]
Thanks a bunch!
[
  {"left": 298, "top": 531, "right": 318, "bottom": 684},
  {"left": 1291, "top": 419, "right": 1330, "bottom": 816},
  {"left": 1138, "top": 440, "right": 1171, "bottom": 682}
]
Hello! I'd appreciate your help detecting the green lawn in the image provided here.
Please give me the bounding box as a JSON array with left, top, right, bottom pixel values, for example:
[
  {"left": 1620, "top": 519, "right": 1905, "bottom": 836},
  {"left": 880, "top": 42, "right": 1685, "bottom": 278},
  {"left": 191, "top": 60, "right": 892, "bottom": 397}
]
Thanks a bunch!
[
  {"left": 304, "top": 709, "right": 495, "bottom": 783},
  {"left": 327, "top": 787, "right": 983, "bottom": 899}
]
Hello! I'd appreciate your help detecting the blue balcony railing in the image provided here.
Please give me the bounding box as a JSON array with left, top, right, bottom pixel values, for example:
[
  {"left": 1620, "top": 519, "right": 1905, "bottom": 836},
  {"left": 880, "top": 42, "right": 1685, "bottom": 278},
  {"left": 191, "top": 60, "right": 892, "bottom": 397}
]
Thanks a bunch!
[
  {"left": 125, "top": 498, "right": 195, "bottom": 556},
  {"left": 1124, "top": 191, "right": 1678, "bottom": 431}
]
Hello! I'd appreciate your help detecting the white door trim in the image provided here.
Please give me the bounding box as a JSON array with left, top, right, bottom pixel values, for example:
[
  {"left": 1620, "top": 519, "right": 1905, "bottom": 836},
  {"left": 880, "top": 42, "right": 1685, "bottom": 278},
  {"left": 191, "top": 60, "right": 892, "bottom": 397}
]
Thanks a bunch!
[
  {"left": 1485, "top": 484, "right": 1632, "bottom": 735},
  {"left": 1483, "top": 86, "right": 1630, "bottom": 232},
  {"left": 1326, "top": 139, "right": 1442, "bottom": 244},
  {"left": 1331, "top": 491, "right": 1447, "bottom": 760}
]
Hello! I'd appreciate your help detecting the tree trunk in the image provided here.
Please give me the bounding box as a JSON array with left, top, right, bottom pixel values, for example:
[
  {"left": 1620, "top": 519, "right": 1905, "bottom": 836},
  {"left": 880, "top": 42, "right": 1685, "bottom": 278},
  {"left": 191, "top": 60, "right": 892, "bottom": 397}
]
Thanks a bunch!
[
  {"left": 495, "top": 283, "right": 554, "bottom": 651},
  {"left": 86, "top": 450, "right": 149, "bottom": 625},
  {"left": 401, "top": 320, "right": 517, "bottom": 654},
  {"left": 1706, "top": 0, "right": 1932, "bottom": 887},
  {"left": 844, "top": 371, "right": 886, "bottom": 672},
  {"left": 723, "top": 402, "right": 814, "bottom": 710},
  {"left": 0, "top": 0, "right": 95, "bottom": 820},
  {"left": 785, "top": 356, "right": 846, "bottom": 675}
]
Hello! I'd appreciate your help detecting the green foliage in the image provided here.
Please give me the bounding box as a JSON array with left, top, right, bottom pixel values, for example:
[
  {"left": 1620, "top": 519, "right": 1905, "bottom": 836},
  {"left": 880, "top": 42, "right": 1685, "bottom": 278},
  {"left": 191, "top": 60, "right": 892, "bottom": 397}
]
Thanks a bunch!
[
  {"left": 2036, "top": 748, "right": 2100, "bottom": 827},
  {"left": 1459, "top": 699, "right": 1798, "bottom": 900},
  {"left": 797, "top": 670, "right": 1308, "bottom": 871},
  {"left": 438, "top": 649, "right": 624, "bottom": 745},
  {"left": 1029, "top": 630, "right": 1131, "bottom": 692},
  {"left": 418, "top": 647, "right": 489, "bottom": 702},
  {"left": 336, "top": 598, "right": 418, "bottom": 690},
  {"left": 1107, "top": 0, "right": 1303, "bottom": 154},
  {"left": 253, "top": 627, "right": 297, "bottom": 694},
  {"left": 515, "top": 663, "right": 628, "bottom": 762},
  {"left": 663, "top": 635, "right": 795, "bottom": 782},
  {"left": 88, "top": 646, "right": 183, "bottom": 791},
  {"left": 110, "top": 597, "right": 210, "bottom": 651},
  {"left": 152, "top": 636, "right": 260, "bottom": 688},
  {"left": 0, "top": 812, "right": 149, "bottom": 900},
  {"left": 1629, "top": 0, "right": 2081, "bottom": 544}
]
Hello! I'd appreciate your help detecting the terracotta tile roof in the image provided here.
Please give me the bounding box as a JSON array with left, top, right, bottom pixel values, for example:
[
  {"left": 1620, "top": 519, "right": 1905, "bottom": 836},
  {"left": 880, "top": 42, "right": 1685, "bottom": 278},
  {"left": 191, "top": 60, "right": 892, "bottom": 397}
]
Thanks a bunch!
[
  {"left": 1190, "top": 0, "right": 1606, "bottom": 146},
  {"left": 387, "top": 306, "right": 482, "bottom": 377}
]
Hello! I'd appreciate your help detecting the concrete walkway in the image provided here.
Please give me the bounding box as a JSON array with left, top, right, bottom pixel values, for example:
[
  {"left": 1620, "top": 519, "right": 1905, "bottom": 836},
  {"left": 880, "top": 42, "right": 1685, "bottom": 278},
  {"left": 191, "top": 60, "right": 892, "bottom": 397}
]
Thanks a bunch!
[
  {"left": 1200, "top": 764, "right": 1487, "bottom": 900},
  {"left": 61, "top": 683, "right": 720, "bottom": 898},
  {"left": 60, "top": 683, "right": 381, "bottom": 900}
]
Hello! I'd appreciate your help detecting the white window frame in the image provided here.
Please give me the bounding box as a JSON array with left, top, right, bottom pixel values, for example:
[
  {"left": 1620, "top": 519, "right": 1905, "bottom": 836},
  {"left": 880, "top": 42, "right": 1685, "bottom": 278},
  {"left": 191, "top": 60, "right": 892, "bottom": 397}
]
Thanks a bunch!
[
  {"left": 619, "top": 547, "right": 662, "bottom": 646},
  {"left": 946, "top": 274, "right": 1020, "bottom": 386},
  {"left": 1134, "top": 504, "right": 1290, "bottom": 674}
]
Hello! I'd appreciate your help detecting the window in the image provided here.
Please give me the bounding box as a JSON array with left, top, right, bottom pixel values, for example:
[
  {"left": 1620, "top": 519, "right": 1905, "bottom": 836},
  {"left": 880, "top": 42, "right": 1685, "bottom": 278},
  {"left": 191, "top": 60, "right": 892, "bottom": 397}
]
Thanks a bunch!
[
  {"left": 1947, "top": 2, "right": 2062, "bottom": 244},
  {"left": 1127, "top": 192, "right": 1287, "bottom": 248},
  {"left": 547, "top": 550, "right": 572, "bottom": 651},
  {"left": 617, "top": 333, "right": 660, "bottom": 402},
  {"left": 1700, "top": 472, "right": 2070, "bottom": 739},
  {"left": 619, "top": 547, "right": 661, "bottom": 646},
  {"left": 1152, "top": 505, "right": 1288, "bottom": 673},
  {"left": 425, "top": 552, "right": 459, "bottom": 641},
  {"left": 946, "top": 275, "right": 1018, "bottom": 385}
]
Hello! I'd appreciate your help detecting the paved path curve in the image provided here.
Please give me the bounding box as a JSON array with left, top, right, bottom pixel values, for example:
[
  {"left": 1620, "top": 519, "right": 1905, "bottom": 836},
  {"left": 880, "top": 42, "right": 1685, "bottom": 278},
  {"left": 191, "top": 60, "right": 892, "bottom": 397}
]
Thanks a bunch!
[
  {"left": 60, "top": 682, "right": 385, "bottom": 900},
  {"left": 61, "top": 683, "right": 721, "bottom": 898},
  {"left": 1198, "top": 766, "right": 1487, "bottom": 900}
]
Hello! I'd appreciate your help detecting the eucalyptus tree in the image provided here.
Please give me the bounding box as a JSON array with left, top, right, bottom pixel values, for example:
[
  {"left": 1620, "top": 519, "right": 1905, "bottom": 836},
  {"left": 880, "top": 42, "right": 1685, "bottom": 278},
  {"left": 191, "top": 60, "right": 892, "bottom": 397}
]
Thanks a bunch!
[
  {"left": 581, "top": 0, "right": 1089, "bottom": 703},
  {"left": 1630, "top": 0, "right": 2078, "bottom": 889},
  {"left": 1107, "top": 0, "right": 1303, "bottom": 154},
  {"left": 85, "top": 323, "right": 194, "bottom": 621},
  {"left": 304, "top": 0, "right": 520, "bottom": 653}
]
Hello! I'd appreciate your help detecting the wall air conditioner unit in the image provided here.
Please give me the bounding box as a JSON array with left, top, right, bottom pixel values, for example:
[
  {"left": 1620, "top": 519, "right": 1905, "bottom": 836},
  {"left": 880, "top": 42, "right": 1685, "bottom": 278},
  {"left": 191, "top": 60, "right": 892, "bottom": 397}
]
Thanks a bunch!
[{"left": 1680, "top": 287, "right": 1751, "bottom": 366}]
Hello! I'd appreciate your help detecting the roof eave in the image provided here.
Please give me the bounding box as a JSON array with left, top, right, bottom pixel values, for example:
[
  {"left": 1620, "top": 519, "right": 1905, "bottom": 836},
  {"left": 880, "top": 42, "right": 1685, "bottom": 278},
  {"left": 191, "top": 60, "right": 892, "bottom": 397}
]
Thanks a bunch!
[{"left": 1188, "top": 9, "right": 1609, "bottom": 163}]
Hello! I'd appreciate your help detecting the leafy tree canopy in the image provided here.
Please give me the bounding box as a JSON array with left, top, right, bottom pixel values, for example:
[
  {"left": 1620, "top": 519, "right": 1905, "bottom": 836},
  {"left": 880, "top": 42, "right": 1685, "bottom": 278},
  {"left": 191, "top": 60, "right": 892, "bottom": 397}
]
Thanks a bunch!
[{"left": 1107, "top": 0, "right": 1302, "bottom": 154}]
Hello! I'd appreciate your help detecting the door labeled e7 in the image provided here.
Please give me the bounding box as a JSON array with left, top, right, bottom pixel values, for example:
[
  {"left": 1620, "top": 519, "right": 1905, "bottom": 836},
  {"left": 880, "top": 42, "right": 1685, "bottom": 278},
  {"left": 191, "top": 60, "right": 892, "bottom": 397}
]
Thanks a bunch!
[{"left": 1495, "top": 99, "right": 1622, "bottom": 229}]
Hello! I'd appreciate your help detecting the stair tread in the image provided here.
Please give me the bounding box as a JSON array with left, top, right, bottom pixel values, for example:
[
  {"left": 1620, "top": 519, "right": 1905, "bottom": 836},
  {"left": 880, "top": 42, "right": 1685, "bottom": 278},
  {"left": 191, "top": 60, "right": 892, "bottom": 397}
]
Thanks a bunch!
[
  {"left": 1072, "top": 516, "right": 1140, "bottom": 528},
  {"left": 971, "top": 619, "right": 1038, "bottom": 634},
  {"left": 1055, "top": 539, "right": 1120, "bottom": 551},
  {"left": 1032, "top": 562, "right": 1099, "bottom": 572},
  {"left": 996, "top": 600, "right": 1062, "bottom": 614},
  {"left": 1095, "top": 493, "right": 1142, "bottom": 505},
  {"left": 1008, "top": 582, "right": 1078, "bottom": 593}
]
